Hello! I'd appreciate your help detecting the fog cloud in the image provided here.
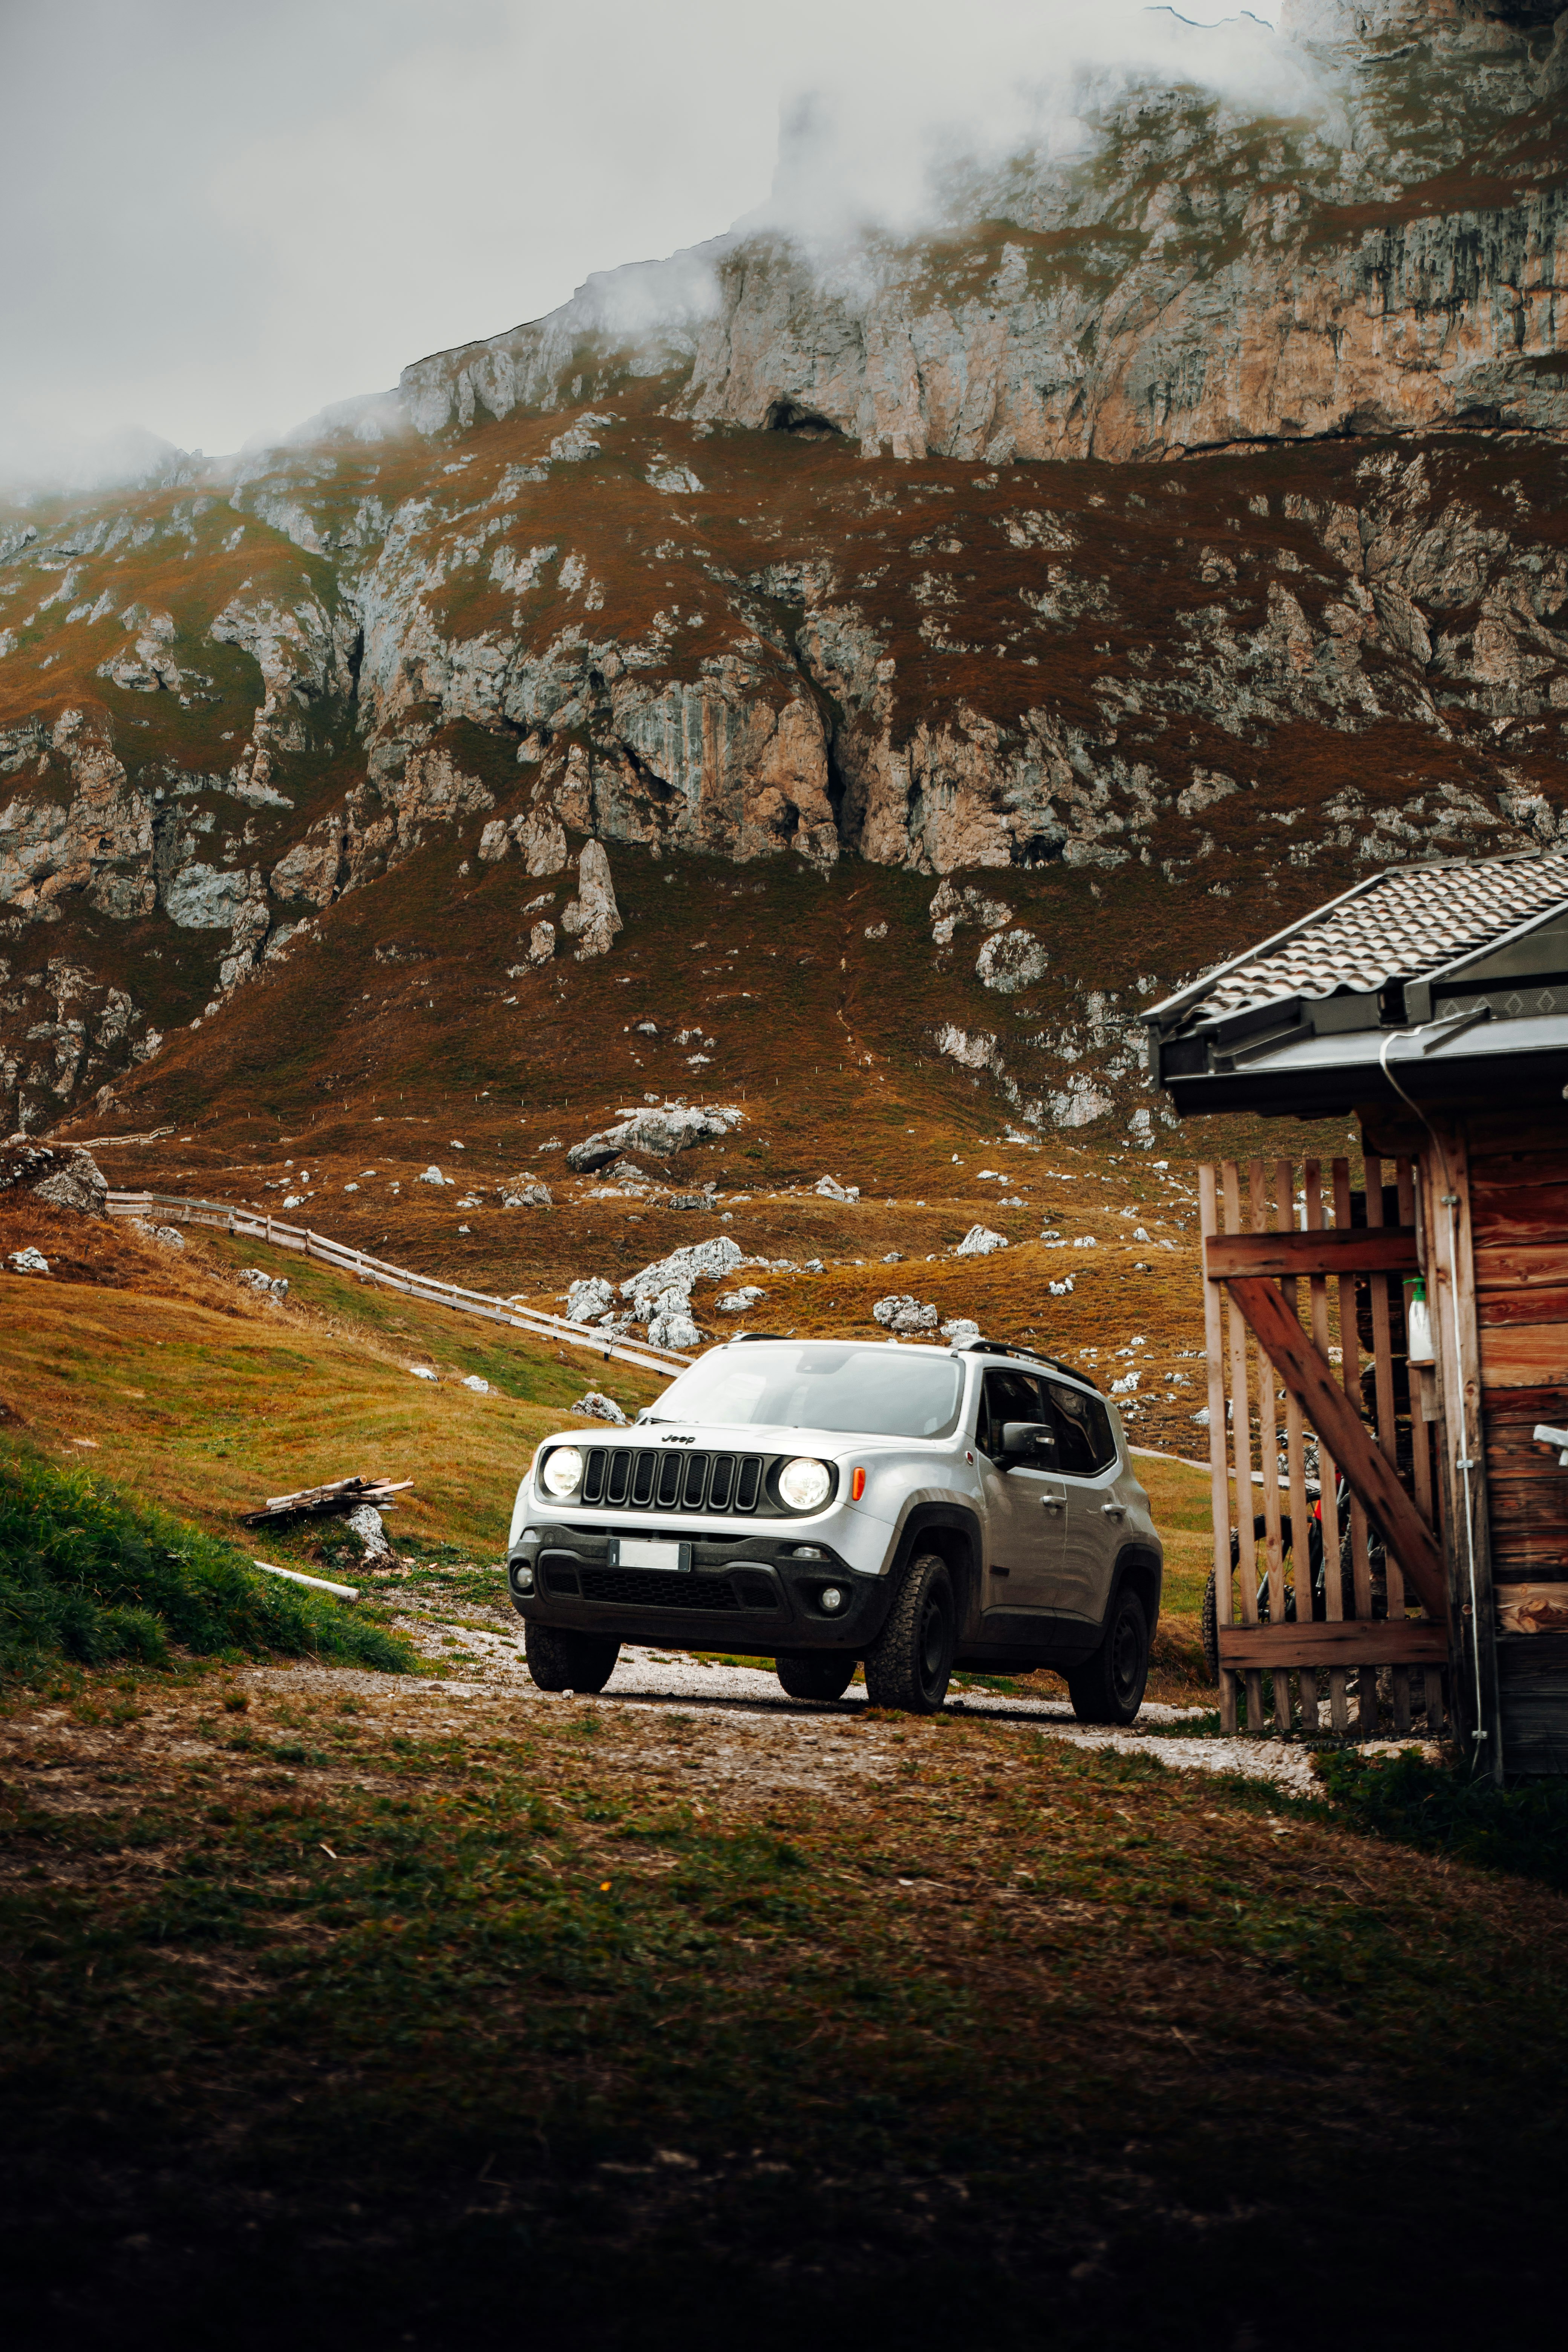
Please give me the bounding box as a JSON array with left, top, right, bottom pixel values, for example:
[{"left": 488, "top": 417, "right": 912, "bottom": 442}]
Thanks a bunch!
[{"left": 0, "top": 1, "right": 1297, "bottom": 485}]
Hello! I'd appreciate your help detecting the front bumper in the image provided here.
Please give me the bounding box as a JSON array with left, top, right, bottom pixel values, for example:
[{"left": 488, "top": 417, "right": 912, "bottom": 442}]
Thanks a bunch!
[{"left": 507, "top": 1521, "right": 893, "bottom": 1654}]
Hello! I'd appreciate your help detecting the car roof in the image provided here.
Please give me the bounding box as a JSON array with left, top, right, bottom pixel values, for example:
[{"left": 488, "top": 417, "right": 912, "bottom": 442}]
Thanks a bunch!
[{"left": 725, "top": 1332, "right": 1102, "bottom": 1397}]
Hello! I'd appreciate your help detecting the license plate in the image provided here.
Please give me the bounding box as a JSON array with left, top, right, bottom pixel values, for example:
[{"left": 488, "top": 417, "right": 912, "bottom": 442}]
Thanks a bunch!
[{"left": 609, "top": 1537, "right": 690, "bottom": 1573}]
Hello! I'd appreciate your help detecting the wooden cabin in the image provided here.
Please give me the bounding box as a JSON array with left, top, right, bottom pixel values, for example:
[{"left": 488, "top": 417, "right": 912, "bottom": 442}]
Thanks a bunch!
[{"left": 1142, "top": 848, "right": 1568, "bottom": 1778}]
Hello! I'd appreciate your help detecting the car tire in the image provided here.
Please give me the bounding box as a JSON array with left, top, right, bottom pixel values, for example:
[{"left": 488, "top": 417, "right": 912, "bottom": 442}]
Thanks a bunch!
[
  {"left": 524, "top": 1622, "right": 621, "bottom": 1695},
  {"left": 1067, "top": 1587, "right": 1150, "bottom": 1726},
  {"left": 863, "top": 1553, "right": 956, "bottom": 1715},
  {"left": 775, "top": 1651, "right": 856, "bottom": 1702}
]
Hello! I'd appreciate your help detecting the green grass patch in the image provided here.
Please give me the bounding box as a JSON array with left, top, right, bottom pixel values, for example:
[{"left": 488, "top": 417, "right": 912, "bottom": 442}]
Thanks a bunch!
[
  {"left": 0, "top": 1446, "right": 412, "bottom": 1678},
  {"left": 1318, "top": 1746, "right": 1568, "bottom": 1895}
]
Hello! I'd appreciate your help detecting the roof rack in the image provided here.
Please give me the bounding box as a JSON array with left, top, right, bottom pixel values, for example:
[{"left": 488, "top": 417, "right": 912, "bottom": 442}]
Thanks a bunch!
[
  {"left": 729, "top": 1331, "right": 789, "bottom": 1343},
  {"left": 956, "top": 1337, "right": 1098, "bottom": 1390}
]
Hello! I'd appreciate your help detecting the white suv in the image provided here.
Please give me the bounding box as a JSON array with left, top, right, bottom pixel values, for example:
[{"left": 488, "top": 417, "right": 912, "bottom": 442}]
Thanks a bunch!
[{"left": 505, "top": 1336, "right": 1163, "bottom": 1719}]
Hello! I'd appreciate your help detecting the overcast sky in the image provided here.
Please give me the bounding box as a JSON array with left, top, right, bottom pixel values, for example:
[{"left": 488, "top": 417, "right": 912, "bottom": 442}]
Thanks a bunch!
[{"left": 0, "top": 0, "right": 1289, "bottom": 483}]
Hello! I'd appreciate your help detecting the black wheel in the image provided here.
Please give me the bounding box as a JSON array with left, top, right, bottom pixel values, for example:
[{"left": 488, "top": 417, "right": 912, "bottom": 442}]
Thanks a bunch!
[
  {"left": 1067, "top": 1588, "right": 1150, "bottom": 1726},
  {"left": 1201, "top": 1571, "right": 1219, "bottom": 1686},
  {"left": 524, "top": 1622, "right": 621, "bottom": 1694},
  {"left": 775, "top": 1652, "right": 856, "bottom": 1702},
  {"left": 863, "top": 1553, "right": 956, "bottom": 1715}
]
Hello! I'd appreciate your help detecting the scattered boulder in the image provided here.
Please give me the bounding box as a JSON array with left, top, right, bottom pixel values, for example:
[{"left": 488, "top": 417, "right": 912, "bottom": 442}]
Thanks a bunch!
[
  {"left": 344, "top": 1502, "right": 392, "bottom": 1559},
  {"left": 941, "top": 1317, "right": 980, "bottom": 1344},
  {"left": 418, "top": 1165, "right": 454, "bottom": 1186},
  {"left": 525, "top": 920, "right": 556, "bottom": 965},
  {"left": 622, "top": 1236, "right": 744, "bottom": 1316},
  {"left": 815, "top": 1174, "right": 859, "bottom": 1201},
  {"left": 237, "top": 1267, "right": 289, "bottom": 1299},
  {"left": 462, "top": 1375, "right": 491, "bottom": 1394},
  {"left": 566, "top": 1276, "right": 615, "bottom": 1323},
  {"left": 647, "top": 1299, "right": 701, "bottom": 1351},
  {"left": 1047, "top": 1275, "right": 1075, "bottom": 1297},
  {"left": 409, "top": 1364, "right": 438, "bottom": 1382},
  {"left": 955, "top": 1225, "right": 1008, "bottom": 1257},
  {"left": 559, "top": 840, "right": 623, "bottom": 962},
  {"left": 502, "top": 1182, "right": 553, "bottom": 1208},
  {"left": 6, "top": 1245, "right": 49, "bottom": 1275},
  {"left": 975, "top": 928, "right": 1048, "bottom": 994},
  {"left": 0, "top": 1136, "right": 108, "bottom": 1218},
  {"left": 132, "top": 1219, "right": 185, "bottom": 1250},
  {"left": 567, "top": 1102, "right": 741, "bottom": 1173},
  {"left": 929, "top": 879, "right": 1012, "bottom": 946},
  {"left": 873, "top": 1294, "right": 938, "bottom": 1334},
  {"left": 717, "top": 1285, "right": 765, "bottom": 1314},
  {"left": 572, "top": 1390, "right": 628, "bottom": 1425}
]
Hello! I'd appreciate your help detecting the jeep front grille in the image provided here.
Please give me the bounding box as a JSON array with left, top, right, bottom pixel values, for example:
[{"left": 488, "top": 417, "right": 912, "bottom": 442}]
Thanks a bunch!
[{"left": 581, "top": 1447, "right": 765, "bottom": 1516}]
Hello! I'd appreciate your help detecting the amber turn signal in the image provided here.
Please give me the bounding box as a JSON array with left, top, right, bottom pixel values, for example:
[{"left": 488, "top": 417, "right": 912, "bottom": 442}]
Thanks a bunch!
[{"left": 851, "top": 1466, "right": 866, "bottom": 1501}]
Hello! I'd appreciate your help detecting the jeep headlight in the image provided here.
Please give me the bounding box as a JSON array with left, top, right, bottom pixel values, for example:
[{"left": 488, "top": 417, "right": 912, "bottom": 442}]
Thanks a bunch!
[
  {"left": 540, "top": 1446, "right": 584, "bottom": 1499},
  {"left": 778, "top": 1456, "right": 832, "bottom": 1512}
]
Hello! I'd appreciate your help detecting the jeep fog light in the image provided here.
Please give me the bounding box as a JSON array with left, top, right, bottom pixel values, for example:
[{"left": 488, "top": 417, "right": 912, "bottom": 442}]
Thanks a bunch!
[
  {"left": 779, "top": 1456, "right": 831, "bottom": 1511},
  {"left": 541, "top": 1446, "right": 584, "bottom": 1499},
  {"left": 514, "top": 1563, "right": 536, "bottom": 1595},
  {"left": 820, "top": 1586, "right": 845, "bottom": 1613}
]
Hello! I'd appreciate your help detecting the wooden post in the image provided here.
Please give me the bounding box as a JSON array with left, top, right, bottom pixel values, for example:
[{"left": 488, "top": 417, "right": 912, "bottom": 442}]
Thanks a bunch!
[
  {"left": 1305, "top": 1160, "right": 1350, "bottom": 1732},
  {"left": 1333, "top": 1158, "right": 1378, "bottom": 1730},
  {"left": 1199, "top": 1167, "right": 1237, "bottom": 1734},
  {"left": 1364, "top": 1163, "right": 1411, "bottom": 1732},
  {"left": 1425, "top": 1118, "right": 1502, "bottom": 1780},
  {"left": 1223, "top": 1163, "right": 1266, "bottom": 1734},
  {"left": 1277, "top": 1159, "right": 1317, "bottom": 1733},
  {"left": 1249, "top": 1161, "right": 1289, "bottom": 1728}
]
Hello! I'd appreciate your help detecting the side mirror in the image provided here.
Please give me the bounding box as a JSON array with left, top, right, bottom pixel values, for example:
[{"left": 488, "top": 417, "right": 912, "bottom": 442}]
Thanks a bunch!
[{"left": 1000, "top": 1421, "right": 1058, "bottom": 1469}]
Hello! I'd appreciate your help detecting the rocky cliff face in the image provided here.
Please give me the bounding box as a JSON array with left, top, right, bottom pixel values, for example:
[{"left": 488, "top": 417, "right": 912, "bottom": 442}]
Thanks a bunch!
[
  {"left": 0, "top": 2, "right": 1564, "bottom": 1138},
  {"left": 402, "top": 1, "right": 1568, "bottom": 462}
]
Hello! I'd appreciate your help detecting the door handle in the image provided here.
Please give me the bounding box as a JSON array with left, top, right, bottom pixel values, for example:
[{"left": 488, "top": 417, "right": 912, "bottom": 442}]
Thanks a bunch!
[
  {"left": 991, "top": 1564, "right": 1011, "bottom": 1577},
  {"left": 1101, "top": 1502, "right": 1125, "bottom": 1521},
  {"left": 1041, "top": 1496, "right": 1064, "bottom": 1514}
]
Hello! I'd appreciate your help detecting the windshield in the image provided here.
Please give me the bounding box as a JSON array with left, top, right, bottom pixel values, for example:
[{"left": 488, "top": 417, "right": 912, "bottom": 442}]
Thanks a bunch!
[{"left": 651, "top": 1344, "right": 964, "bottom": 1440}]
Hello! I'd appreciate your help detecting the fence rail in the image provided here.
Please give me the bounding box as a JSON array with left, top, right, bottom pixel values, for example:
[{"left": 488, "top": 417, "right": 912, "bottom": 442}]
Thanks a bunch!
[
  {"left": 106, "top": 1191, "right": 694, "bottom": 1382},
  {"left": 1200, "top": 1155, "right": 1449, "bottom": 1741}
]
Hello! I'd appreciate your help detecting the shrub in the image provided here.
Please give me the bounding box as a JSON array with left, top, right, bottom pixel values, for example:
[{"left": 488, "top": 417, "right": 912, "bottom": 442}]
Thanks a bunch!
[
  {"left": 1317, "top": 1745, "right": 1568, "bottom": 1894},
  {"left": 0, "top": 1447, "right": 411, "bottom": 1677}
]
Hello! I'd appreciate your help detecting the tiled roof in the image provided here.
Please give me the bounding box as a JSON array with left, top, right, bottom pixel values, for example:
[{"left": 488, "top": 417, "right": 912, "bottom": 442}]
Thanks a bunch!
[{"left": 1173, "top": 850, "right": 1568, "bottom": 1027}]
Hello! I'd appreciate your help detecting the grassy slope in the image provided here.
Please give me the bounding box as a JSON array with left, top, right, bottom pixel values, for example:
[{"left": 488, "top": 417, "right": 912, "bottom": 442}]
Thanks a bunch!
[
  {"left": 0, "top": 1205, "right": 664, "bottom": 1570},
  {"left": 3, "top": 1661, "right": 1566, "bottom": 2350}
]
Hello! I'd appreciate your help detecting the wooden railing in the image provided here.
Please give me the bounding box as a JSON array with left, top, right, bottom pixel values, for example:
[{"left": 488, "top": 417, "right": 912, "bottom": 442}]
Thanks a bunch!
[
  {"left": 105, "top": 1190, "right": 694, "bottom": 1381},
  {"left": 1200, "top": 1156, "right": 1449, "bottom": 1740}
]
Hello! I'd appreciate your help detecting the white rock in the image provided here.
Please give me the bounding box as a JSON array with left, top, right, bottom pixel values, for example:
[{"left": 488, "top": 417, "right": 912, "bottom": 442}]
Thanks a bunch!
[
  {"left": 717, "top": 1285, "right": 765, "bottom": 1312},
  {"left": 6, "top": 1245, "right": 49, "bottom": 1274},
  {"left": 815, "top": 1174, "right": 859, "bottom": 1201},
  {"left": 462, "top": 1375, "right": 491, "bottom": 1394},
  {"left": 955, "top": 1225, "right": 1008, "bottom": 1257},
  {"left": 568, "top": 1102, "right": 741, "bottom": 1173},
  {"left": 237, "top": 1267, "right": 289, "bottom": 1298},
  {"left": 566, "top": 1276, "right": 615, "bottom": 1322},
  {"left": 559, "top": 839, "right": 623, "bottom": 962},
  {"left": 503, "top": 1182, "right": 553, "bottom": 1208},
  {"left": 1047, "top": 1275, "right": 1074, "bottom": 1296},
  {"left": 410, "top": 1364, "right": 438, "bottom": 1382},
  {"left": 975, "top": 927, "right": 1048, "bottom": 995},
  {"left": 941, "top": 1317, "right": 980, "bottom": 1344},
  {"left": 1072, "top": 1235, "right": 1098, "bottom": 1248},
  {"left": 571, "top": 1390, "right": 629, "bottom": 1424},
  {"left": 873, "top": 1293, "right": 938, "bottom": 1333},
  {"left": 344, "top": 1502, "right": 391, "bottom": 1558},
  {"left": 525, "top": 920, "right": 556, "bottom": 965},
  {"left": 477, "top": 818, "right": 510, "bottom": 863},
  {"left": 1110, "top": 1371, "right": 1139, "bottom": 1395},
  {"left": 417, "top": 1165, "right": 453, "bottom": 1186}
]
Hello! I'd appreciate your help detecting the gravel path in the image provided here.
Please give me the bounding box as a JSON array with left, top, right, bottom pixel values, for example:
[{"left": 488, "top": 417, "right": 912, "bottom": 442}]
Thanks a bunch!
[{"left": 254, "top": 1621, "right": 1436, "bottom": 1796}]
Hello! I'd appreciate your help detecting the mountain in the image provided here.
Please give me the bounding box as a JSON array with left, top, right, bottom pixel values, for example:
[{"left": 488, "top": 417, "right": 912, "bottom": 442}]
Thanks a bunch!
[{"left": 0, "top": 0, "right": 1564, "bottom": 1155}]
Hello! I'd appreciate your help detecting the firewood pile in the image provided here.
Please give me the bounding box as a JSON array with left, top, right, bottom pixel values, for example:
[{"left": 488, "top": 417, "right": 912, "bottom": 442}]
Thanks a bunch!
[{"left": 241, "top": 1475, "right": 412, "bottom": 1528}]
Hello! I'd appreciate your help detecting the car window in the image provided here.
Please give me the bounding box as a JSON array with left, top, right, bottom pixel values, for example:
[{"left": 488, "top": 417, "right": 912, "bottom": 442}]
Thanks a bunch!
[
  {"left": 1045, "top": 1380, "right": 1117, "bottom": 1476},
  {"left": 978, "top": 1369, "right": 1044, "bottom": 1459}
]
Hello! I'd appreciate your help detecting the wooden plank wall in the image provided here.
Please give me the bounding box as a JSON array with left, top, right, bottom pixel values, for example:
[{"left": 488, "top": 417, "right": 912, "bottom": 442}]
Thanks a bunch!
[{"left": 1467, "top": 1115, "right": 1568, "bottom": 1773}]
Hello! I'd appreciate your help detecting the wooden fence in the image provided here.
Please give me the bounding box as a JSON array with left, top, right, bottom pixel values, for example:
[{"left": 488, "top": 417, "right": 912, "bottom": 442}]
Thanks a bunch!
[
  {"left": 105, "top": 1191, "right": 694, "bottom": 1381},
  {"left": 1199, "top": 1156, "right": 1449, "bottom": 1739}
]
